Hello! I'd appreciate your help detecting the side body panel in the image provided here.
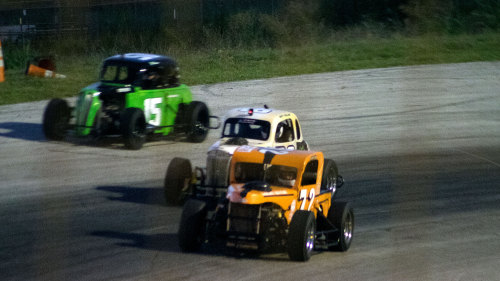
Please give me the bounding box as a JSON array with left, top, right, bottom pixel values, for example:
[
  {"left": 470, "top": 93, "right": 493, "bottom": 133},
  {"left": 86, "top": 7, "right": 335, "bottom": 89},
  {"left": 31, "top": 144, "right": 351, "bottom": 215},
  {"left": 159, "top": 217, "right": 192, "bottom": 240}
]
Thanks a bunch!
[
  {"left": 315, "top": 191, "right": 333, "bottom": 219},
  {"left": 125, "top": 84, "right": 193, "bottom": 135}
]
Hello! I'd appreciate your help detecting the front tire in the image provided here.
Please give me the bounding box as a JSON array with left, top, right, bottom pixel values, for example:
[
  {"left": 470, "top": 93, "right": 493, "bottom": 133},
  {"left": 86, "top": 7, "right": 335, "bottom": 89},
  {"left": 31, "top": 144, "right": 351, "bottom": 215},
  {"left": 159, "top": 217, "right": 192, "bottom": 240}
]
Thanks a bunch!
[
  {"left": 287, "top": 210, "right": 316, "bottom": 261},
  {"left": 43, "top": 98, "right": 70, "bottom": 140},
  {"left": 120, "top": 108, "right": 146, "bottom": 150},
  {"left": 178, "top": 199, "right": 207, "bottom": 252},
  {"left": 327, "top": 201, "right": 354, "bottom": 251},
  {"left": 164, "top": 157, "right": 192, "bottom": 205}
]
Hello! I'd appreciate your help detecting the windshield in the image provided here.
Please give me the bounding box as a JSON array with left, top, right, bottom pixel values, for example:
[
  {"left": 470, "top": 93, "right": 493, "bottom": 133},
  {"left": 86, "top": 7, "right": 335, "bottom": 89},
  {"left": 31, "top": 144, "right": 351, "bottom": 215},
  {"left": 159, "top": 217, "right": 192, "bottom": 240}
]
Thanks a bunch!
[
  {"left": 100, "top": 62, "right": 140, "bottom": 84},
  {"left": 234, "top": 162, "right": 297, "bottom": 188},
  {"left": 223, "top": 118, "right": 271, "bottom": 141}
]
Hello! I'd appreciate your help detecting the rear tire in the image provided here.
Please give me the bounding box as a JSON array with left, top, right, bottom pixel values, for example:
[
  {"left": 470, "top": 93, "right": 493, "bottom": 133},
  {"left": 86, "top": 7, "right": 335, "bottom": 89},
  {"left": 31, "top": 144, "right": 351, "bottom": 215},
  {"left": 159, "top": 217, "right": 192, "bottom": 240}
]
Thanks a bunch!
[
  {"left": 120, "top": 108, "right": 146, "bottom": 150},
  {"left": 185, "top": 101, "right": 209, "bottom": 143},
  {"left": 43, "top": 98, "right": 70, "bottom": 140},
  {"left": 327, "top": 201, "right": 354, "bottom": 251},
  {"left": 164, "top": 157, "right": 192, "bottom": 205},
  {"left": 287, "top": 210, "right": 316, "bottom": 261},
  {"left": 178, "top": 199, "right": 207, "bottom": 252},
  {"left": 321, "top": 159, "right": 338, "bottom": 194}
]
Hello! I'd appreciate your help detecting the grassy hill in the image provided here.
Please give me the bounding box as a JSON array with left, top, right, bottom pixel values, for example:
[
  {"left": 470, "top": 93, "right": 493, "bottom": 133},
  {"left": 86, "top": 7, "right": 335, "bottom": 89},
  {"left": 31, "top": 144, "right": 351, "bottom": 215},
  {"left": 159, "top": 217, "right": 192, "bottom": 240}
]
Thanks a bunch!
[{"left": 1, "top": 32, "right": 499, "bottom": 105}]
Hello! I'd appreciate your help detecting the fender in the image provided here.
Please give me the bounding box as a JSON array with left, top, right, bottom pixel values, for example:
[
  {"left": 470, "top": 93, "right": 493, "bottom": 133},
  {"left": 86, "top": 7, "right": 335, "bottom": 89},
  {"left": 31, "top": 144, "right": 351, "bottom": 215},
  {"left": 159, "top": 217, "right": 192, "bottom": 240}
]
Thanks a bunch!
[{"left": 75, "top": 91, "right": 102, "bottom": 136}]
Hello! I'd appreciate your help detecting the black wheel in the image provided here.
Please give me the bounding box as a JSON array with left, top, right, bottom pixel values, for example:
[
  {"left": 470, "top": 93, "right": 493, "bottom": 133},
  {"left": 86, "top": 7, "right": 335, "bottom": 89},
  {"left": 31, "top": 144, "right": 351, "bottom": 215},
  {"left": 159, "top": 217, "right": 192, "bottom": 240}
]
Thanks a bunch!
[
  {"left": 185, "top": 101, "right": 209, "bottom": 143},
  {"left": 43, "top": 98, "right": 70, "bottom": 140},
  {"left": 327, "top": 201, "right": 354, "bottom": 251},
  {"left": 287, "top": 210, "right": 316, "bottom": 261},
  {"left": 178, "top": 199, "right": 207, "bottom": 252},
  {"left": 164, "top": 157, "right": 192, "bottom": 205},
  {"left": 321, "top": 159, "right": 339, "bottom": 194},
  {"left": 120, "top": 108, "right": 146, "bottom": 150}
]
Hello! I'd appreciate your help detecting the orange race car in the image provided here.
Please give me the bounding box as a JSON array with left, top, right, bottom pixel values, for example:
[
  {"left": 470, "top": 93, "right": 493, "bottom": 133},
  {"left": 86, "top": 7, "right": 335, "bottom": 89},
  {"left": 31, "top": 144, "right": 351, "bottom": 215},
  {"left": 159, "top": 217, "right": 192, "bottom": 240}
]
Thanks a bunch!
[
  {"left": 164, "top": 106, "right": 309, "bottom": 205},
  {"left": 178, "top": 146, "right": 353, "bottom": 261}
]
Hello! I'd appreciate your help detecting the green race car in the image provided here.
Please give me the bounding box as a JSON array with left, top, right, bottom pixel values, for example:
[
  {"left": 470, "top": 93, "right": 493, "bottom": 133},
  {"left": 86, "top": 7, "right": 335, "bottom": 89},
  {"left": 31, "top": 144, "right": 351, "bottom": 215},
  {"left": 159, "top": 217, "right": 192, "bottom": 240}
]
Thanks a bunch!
[{"left": 43, "top": 53, "right": 218, "bottom": 149}]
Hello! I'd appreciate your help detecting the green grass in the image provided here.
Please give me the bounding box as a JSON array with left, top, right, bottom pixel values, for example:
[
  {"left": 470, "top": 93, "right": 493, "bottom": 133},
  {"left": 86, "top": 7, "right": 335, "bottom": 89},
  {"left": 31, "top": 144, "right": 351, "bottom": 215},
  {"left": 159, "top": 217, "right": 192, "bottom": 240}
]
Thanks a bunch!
[{"left": 1, "top": 32, "right": 499, "bottom": 106}]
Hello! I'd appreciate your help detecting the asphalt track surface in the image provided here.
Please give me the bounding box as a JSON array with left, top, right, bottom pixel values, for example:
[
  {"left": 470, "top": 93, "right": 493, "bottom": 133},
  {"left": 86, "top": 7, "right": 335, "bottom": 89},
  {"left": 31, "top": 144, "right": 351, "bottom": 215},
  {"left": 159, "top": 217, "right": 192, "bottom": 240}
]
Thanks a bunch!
[{"left": 1, "top": 62, "right": 499, "bottom": 281}]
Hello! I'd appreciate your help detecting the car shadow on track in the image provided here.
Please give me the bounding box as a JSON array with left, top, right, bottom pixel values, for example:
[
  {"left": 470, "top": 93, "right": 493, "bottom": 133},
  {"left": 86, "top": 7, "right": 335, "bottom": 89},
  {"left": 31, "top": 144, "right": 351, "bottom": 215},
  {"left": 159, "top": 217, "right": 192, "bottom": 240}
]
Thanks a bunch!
[
  {"left": 0, "top": 121, "right": 128, "bottom": 148},
  {"left": 0, "top": 121, "right": 182, "bottom": 149},
  {"left": 96, "top": 186, "right": 166, "bottom": 206},
  {"left": 0, "top": 122, "right": 44, "bottom": 141},
  {"left": 89, "top": 231, "right": 246, "bottom": 259},
  {"left": 90, "top": 229, "right": 295, "bottom": 262},
  {"left": 70, "top": 134, "right": 184, "bottom": 150},
  {"left": 91, "top": 231, "right": 181, "bottom": 253}
]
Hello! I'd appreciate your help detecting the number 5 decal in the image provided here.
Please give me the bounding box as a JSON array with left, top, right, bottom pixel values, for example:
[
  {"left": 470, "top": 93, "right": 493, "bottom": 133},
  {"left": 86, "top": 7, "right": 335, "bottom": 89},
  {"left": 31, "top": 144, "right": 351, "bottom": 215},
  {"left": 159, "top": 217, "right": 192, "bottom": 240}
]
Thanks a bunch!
[
  {"left": 144, "top": 98, "right": 162, "bottom": 126},
  {"left": 299, "top": 188, "right": 315, "bottom": 210}
]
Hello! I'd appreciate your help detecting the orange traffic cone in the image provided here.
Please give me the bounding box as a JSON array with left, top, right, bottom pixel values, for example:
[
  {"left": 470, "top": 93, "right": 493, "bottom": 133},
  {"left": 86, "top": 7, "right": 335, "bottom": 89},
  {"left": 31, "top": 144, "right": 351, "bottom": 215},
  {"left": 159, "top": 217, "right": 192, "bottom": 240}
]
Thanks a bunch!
[
  {"left": 25, "top": 63, "right": 66, "bottom": 78},
  {"left": 0, "top": 40, "right": 4, "bottom": 82}
]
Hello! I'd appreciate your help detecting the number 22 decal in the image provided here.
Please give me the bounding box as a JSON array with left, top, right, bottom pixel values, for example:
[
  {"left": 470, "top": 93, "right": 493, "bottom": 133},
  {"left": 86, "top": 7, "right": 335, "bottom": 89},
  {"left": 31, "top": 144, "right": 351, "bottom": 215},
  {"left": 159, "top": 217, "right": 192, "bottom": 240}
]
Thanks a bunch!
[{"left": 299, "top": 188, "right": 315, "bottom": 210}]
